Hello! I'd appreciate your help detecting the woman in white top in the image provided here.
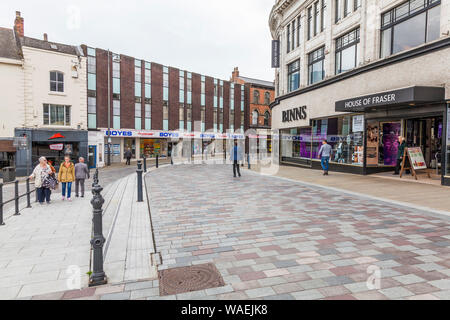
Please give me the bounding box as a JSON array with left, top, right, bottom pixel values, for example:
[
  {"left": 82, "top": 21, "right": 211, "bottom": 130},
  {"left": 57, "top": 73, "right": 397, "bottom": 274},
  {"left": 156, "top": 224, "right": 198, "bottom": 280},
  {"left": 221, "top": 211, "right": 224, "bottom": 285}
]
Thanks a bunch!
[{"left": 29, "top": 156, "right": 53, "bottom": 205}]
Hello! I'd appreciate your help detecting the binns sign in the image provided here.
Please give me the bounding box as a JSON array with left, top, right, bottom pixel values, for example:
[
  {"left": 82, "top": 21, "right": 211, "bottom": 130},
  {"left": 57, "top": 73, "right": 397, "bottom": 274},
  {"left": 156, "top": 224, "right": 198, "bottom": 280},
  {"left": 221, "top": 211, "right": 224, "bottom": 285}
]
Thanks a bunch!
[{"left": 282, "top": 106, "right": 307, "bottom": 123}]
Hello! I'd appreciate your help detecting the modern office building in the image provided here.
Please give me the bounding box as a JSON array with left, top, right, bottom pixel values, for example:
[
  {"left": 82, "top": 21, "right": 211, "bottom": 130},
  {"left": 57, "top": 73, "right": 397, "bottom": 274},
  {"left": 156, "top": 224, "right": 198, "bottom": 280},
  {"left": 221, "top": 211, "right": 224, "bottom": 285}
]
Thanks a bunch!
[
  {"left": 82, "top": 46, "right": 249, "bottom": 166},
  {"left": 230, "top": 67, "right": 275, "bottom": 154},
  {"left": 0, "top": 12, "right": 88, "bottom": 176},
  {"left": 269, "top": 0, "right": 450, "bottom": 185}
]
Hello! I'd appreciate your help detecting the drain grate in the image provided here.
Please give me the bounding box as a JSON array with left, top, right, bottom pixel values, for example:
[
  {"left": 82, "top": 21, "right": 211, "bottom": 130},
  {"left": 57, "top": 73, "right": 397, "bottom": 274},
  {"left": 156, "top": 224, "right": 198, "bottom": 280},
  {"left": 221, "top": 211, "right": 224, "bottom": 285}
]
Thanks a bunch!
[{"left": 159, "top": 263, "right": 225, "bottom": 296}]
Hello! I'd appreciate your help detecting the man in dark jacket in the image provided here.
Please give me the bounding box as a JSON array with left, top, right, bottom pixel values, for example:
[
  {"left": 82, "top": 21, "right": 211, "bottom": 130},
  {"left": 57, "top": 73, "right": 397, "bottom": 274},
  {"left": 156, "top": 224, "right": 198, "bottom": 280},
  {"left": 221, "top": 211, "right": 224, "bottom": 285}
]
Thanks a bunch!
[
  {"left": 124, "top": 148, "right": 132, "bottom": 165},
  {"left": 394, "top": 136, "right": 406, "bottom": 175}
]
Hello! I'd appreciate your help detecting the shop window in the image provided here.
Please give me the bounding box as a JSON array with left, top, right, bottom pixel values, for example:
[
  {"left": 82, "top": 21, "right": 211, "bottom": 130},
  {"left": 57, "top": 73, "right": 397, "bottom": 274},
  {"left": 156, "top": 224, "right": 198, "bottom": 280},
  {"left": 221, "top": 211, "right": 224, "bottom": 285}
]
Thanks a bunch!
[
  {"left": 43, "top": 104, "right": 71, "bottom": 126},
  {"left": 50, "top": 71, "right": 64, "bottom": 92},
  {"left": 163, "top": 103, "right": 169, "bottom": 131},
  {"left": 335, "top": 28, "right": 360, "bottom": 74},
  {"left": 380, "top": 0, "right": 441, "bottom": 58},
  {"left": 308, "top": 46, "right": 325, "bottom": 84},
  {"left": 281, "top": 127, "right": 313, "bottom": 160},
  {"left": 287, "top": 59, "right": 300, "bottom": 92},
  {"left": 446, "top": 105, "right": 450, "bottom": 176}
]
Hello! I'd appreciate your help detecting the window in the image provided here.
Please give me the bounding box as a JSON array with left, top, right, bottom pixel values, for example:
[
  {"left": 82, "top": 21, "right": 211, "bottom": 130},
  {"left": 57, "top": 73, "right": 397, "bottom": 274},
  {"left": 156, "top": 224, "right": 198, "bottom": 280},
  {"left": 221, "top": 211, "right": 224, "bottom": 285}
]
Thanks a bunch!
[
  {"left": 112, "top": 61, "right": 120, "bottom": 78},
  {"left": 381, "top": 0, "right": 441, "bottom": 58},
  {"left": 187, "top": 73, "right": 192, "bottom": 104},
  {"left": 135, "top": 60, "right": 141, "bottom": 82},
  {"left": 252, "top": 110, "right": 259, "bottom": 126},
  {"left": 43, "top": 104, "right": 70, "bottom": 126},
  {"left": 180, "top": 71, "right": 185, "bottom": 103},
  {"left": 308, "top": 46, "right": 325, "bottom": 84},
  {"left": 335, "top": 0, "right": 342, "bottom": 23},
  {"left": 145, "top": 62, "right": 151, "bottom": 83},
  {"left": 308, "top": 7, "right": 313, "bottom": 40},
  {"left": 88, "top": 94, "right": 96, "bottom": 129},
  {"left": 163, "top": 102, "right": 168, "bottom": 131},
  {"left": 213, "top": 108, "right": 218, "bottom": 132},
  {"left": 87, "top": 56, "right": 96, "bottom": 74},
  {"left": 214, "top": 79, "right": 218, "bottom": 108},
  {"left": 201, "top": 75, "right": 206, "bottom": 106},
  {"left": 264, "top": 92, "right": 271, "bottom": 105},
  {"left": 321, "top": 0, "right": 327, "bottom": 31},
  {"left": 287, "top": 23, "right": 291, "bottom": 53},
  {"left": 201, "top": 106, "right": 206, "bottom": 132},
  {"left": 241, "top": 85, "right": 245, "bottom": 111},
  {"left": 344, "top": 0, "right": 352, "bottom": 17},
  {"left": 187, "top": 104, "right": 192, "bottom": 132},
  {"left": 50, "top": 71, "right": 64, "bottom": 92},
  {"left": 314, "top": 1, "right": 320, "bottom": 35},
  {"left": 335, "top": 28, "right": 360, "bottom": 74},
  {"left": 163, "top": 66, "right": 169, "bottom": 101},
  {"left": 253, "top": 90, "right": 260, "bottom": 104},
  {"left": 230, "top": 83, "right": 234, "bottom": 110},
  {"left": 291, "top": 20, "right": 296, "bottom": 52},
  {"left": 297, "top": 16, "right": 301, "bottom": 47},
  {"left": 179, "top": 104, "right": 185, "bottom": 130},
  {"left": 219, "top": 80, "right": 223, "bottom": 108},
  {"left": 145, "top": 103, "right": 151, "bottom": 130},
  {"left": 135, "top": 103, "right": 141, "bottom": 130},
  {"left": 264, "top": 111, "right": 270, "bottom": 126},
  {"left": 354, "top": 0, "right": 361, "bottom": 11},
  {"left": 287, "top": 59, "right": 300, "bottom": 92}
]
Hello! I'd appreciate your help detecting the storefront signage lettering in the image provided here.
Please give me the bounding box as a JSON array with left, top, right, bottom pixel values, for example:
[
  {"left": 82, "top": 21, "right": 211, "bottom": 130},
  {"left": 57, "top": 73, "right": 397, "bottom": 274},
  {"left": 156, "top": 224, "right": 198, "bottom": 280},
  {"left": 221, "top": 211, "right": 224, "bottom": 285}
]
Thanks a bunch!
[
  {"left": 344, "top": 94, "right": 396, "bottom": 110},
  {"left": 282, "top": 106, "right": 307, "bottom": 123},
  {"left": 106, "top": 130, "right": 133, "bottom": 137},
  {"left": 49, "top": 143, "right": 64, "bottom": 151},
  {"left": 159, "top": 132, "right": 179, "bottom": 138}
]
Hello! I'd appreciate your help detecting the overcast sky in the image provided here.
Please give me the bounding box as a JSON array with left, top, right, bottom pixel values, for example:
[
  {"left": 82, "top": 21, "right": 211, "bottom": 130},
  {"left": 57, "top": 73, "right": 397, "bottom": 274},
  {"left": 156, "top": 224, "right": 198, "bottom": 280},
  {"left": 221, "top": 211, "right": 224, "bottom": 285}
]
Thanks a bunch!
[{"left": 0, "top": 0, "right": 275, "bottom": 81}]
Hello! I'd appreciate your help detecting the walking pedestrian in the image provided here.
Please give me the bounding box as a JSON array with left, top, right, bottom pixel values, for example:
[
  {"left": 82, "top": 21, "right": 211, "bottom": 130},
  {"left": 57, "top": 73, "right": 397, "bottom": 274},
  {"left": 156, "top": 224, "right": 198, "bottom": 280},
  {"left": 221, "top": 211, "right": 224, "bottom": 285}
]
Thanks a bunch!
[
  {"left": 75, "top": 157, "right": 90, "bottom": 198},
  {"left": 58, "top": 156, "right": 75, "bottom": 201},
  {"left": 318, "top": 139, "right": 332, "bottom": 176},
  {"left": 29, "top": 157, "right": 53, "bottom": 205},
  {"left": 394, "top": 136, "right": 406, "bottom": 175},
  {"left": 230, "top": 141, "right": 243, "bottom": 178},
  {"left": 124, "top": 148, "right": 132, "bottom": 165}
]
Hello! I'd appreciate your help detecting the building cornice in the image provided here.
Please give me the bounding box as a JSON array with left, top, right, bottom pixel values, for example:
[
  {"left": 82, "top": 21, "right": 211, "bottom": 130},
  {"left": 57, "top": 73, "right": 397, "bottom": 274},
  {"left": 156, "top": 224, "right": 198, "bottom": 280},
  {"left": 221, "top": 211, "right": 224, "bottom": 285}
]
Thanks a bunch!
[{"left": 270, "top": 37, "right": 450, "bottom": 109}]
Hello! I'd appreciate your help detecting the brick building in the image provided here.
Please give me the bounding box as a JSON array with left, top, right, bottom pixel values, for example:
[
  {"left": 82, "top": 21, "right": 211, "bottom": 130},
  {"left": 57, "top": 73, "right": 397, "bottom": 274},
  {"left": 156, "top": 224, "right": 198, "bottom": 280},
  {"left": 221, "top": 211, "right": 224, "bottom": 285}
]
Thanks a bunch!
[
  {"left": 82, "top": 47, "right": 249, "bottom": 166},
  {"left": 230, "top": 67, "right": 275, "bottom": 153}
]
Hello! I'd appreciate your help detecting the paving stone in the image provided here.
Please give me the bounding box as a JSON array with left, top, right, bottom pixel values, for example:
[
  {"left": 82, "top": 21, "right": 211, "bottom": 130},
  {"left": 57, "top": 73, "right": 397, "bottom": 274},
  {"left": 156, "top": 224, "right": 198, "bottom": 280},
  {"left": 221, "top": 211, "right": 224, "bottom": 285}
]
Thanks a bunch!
[
  {"left": 245, "top": 287, "right": 276, "bottom": 299},
  {"left": 291, "top": 289, "right": 324, "bottom": 300},
  {"left": 100, "top": 292, "right": 131, "bottom": 300},
  {"left": 381, "top": 287, "right": 415, "bottom": 299}
]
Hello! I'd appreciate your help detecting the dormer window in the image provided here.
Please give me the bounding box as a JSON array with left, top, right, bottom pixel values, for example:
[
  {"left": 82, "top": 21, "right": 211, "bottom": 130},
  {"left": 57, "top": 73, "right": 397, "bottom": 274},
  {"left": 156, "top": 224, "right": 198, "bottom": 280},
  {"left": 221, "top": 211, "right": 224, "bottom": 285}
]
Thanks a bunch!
[{"left": 50, "top": 71, "right": 64, "bottom": 92}]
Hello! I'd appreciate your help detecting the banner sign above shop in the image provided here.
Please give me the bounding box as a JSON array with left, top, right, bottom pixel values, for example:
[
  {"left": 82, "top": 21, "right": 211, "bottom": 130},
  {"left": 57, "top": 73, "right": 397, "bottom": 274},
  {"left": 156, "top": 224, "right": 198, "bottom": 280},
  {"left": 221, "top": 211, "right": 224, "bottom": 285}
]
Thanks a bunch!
[
  {"left": 49, "top": 143, "right": 63, "bottom": 151},
  {"left": 102, "top": 130, "right": 245, "bottom": 140},
  {"left": 335, "top": 86, "right": 445, "bottom": 112}
]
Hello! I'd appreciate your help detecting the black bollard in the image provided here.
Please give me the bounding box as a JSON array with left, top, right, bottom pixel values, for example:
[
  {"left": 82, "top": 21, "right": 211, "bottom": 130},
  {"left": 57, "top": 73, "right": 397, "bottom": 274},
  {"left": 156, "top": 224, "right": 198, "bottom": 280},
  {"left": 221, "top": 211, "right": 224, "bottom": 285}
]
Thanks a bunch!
[
  {"left": 143, "top": 155, "right": 147, "bottom": 173},
  {"left": 89, "top": 181, "right": 107, "bottom": 287},
  {"left": 248, "top": 153, "right": 251, "bottom": 170},
  {"left": 14, "top": 180, "right": 20, "bottom": 216},
  {"left": 26, "top": 178, "right": 31, "bottom": 208},
  {"left": 156, "top": 155, "right": 159, "bottom": 168},
  {"left": 171, "top": 156, "right": 173, "bottom": 165},
  {"left": 0, "top": 183, "right": 4, "bottom": 226},
  {"left": 137, "top": 160, "right": 143, "bottom": 202}
]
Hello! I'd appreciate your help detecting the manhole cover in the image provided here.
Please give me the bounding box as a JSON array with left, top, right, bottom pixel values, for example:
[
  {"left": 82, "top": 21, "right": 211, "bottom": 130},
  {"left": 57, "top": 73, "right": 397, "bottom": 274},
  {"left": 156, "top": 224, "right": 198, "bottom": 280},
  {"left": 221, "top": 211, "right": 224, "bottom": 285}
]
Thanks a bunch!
[{"left": 159, "top": 263, "right": 225, "bottom": 296}]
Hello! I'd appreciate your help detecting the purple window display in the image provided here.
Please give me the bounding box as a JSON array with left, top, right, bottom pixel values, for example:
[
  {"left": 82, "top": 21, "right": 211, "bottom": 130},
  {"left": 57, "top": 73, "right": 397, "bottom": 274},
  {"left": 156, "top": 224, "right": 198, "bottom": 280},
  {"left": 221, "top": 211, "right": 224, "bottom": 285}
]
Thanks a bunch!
[{"left": 382, "top": 122, "right": 401, "bottom": 166}]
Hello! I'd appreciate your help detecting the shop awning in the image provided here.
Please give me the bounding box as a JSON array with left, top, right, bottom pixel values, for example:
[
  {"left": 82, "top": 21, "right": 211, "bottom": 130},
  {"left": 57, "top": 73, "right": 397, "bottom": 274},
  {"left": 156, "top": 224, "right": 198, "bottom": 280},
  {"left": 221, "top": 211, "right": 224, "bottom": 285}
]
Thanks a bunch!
[
  {"left": 335, "top": 86, "right": 445, "bottom": 112},
  {"left": 0, "top": 140, "right": 16, "bottom": 153}
]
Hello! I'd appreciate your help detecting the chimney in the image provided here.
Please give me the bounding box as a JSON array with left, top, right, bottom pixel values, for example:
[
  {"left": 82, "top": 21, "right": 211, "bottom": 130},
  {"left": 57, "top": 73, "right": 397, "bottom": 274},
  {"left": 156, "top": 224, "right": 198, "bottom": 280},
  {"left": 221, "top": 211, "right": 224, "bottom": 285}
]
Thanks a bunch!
[
  {"left": 43, "top": 33, "right": 48, "bottom": 41},
  {"left": 14, "top": 11, "right": 24, "bottom": 37},
  {"left": 231, "top": 67, "right": 239, "bottom": 81}
]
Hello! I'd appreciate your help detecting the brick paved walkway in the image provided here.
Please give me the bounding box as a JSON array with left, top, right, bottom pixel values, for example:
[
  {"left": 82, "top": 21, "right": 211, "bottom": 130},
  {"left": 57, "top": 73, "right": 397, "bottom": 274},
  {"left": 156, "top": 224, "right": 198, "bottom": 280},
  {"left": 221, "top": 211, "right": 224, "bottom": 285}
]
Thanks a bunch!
[{"left": 27, "top": 164, "right": 450, "bottom": 300}]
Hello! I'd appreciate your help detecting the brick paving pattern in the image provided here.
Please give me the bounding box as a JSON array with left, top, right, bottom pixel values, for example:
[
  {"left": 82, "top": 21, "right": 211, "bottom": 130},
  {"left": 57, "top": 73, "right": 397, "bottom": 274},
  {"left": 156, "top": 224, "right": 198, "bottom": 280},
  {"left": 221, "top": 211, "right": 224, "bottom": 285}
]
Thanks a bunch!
[{"left": 27, "top": 164, "right": 450, "bottom": 300}]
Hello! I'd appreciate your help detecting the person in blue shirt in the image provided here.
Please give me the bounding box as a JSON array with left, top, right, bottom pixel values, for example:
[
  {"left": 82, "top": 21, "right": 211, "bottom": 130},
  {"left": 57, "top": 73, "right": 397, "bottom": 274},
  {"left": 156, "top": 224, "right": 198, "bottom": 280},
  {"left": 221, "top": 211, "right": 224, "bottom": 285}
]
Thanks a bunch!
[
  {"left": 230, "top": 141, "right": 242, "bottom": 178},
  {"left": 318, "top": 139, "right": 332, "bottom": 176}
]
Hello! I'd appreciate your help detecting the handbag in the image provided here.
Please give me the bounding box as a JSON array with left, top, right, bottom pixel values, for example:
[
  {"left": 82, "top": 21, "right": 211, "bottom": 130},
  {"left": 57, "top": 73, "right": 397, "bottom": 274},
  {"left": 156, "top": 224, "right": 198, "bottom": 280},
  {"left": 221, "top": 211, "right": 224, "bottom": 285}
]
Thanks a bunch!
[{"left": 42, "top": 173, "right": 58, "bottom": 190}]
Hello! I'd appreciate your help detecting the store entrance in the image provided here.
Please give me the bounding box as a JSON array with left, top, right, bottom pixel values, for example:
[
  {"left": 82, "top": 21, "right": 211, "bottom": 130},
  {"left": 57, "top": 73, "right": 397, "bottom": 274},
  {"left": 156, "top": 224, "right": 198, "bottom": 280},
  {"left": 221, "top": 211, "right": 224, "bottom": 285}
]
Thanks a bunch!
[{"left": 406, "top": 116, "right": 443, "bottom": 171}]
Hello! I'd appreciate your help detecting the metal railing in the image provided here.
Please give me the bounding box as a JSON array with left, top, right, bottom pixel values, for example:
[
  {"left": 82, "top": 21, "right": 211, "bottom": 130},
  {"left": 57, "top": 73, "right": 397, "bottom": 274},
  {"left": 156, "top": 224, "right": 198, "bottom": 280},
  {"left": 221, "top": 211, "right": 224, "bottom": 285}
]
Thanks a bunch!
[{"left": 0, "top": 178, "right": 36, "bottom": 226}]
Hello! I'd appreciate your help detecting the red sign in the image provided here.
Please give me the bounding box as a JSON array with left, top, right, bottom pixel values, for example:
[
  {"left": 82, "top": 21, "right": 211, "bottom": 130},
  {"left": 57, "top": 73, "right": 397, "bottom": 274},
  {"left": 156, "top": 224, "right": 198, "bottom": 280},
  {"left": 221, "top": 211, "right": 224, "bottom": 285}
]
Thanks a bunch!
[
  {"left": 49, "top": 133, "right": 65, "bottom": 140},
  {"left": 49, "top": 143, "right": 64, "bottom": 151}
]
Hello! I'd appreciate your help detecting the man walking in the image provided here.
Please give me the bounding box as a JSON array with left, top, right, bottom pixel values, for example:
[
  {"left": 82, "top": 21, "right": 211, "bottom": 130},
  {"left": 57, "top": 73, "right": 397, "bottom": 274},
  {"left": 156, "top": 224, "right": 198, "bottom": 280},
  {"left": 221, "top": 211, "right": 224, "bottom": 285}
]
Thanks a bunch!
[
  {"left": 124, "top": 148, "right": 132, "bottom": 165},
  {"left": 318, "top": 139, "right": 332, "bottom": 175},
  {"left": 75, "top": 157, "right": 90, "bottom": 198},
  {"left": 230, "top": 141, "right": 242, "bottom": 178}
]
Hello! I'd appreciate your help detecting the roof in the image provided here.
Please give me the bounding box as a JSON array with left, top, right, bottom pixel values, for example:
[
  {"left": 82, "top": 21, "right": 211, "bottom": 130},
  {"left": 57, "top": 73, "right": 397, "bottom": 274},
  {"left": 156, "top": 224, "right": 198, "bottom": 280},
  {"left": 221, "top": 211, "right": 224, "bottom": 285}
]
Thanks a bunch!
[
  {"left": 20, "top": 36, "right": 84, "bottom": 57},
  {"left": 237, "top": 76, "right": 274, "bottom": 88},
  {"left": 0, "top": 27, "right": 22, "bottom": 60}
]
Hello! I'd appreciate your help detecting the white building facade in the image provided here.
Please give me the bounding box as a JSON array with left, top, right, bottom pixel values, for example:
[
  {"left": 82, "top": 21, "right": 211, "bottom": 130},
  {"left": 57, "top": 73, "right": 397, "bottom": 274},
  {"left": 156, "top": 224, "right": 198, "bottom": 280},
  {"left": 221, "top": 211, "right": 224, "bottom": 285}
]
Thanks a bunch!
[
  {"left": 0, "top": 12, "right": 88, "bottom": 176},
  {"left": 269, "top": 0, "right": 450, "bottom": 185}
]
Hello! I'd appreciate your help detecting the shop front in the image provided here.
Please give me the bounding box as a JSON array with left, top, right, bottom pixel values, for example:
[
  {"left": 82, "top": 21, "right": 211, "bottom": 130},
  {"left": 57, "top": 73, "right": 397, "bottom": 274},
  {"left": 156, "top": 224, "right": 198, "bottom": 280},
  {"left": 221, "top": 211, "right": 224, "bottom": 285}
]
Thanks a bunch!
[
  {"left": 14, "top": 128, "right": 88, "bottom": 176},
  {"left": 0, "top": 140, "right": 16, "bottom": 177}
]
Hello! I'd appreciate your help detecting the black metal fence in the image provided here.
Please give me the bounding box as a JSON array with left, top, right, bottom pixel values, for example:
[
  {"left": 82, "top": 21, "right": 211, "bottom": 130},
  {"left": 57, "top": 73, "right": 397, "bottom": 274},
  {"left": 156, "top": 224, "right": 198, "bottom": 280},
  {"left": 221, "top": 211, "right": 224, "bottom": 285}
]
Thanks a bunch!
[{"left": 0, "top": 178, "right": 36, "bottom": 226}]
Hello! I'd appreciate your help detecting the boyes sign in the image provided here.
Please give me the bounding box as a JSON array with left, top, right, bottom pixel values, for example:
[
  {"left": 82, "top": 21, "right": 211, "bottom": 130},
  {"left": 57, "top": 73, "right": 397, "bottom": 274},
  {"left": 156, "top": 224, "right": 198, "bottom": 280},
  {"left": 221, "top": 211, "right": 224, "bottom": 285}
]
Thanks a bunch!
[{"left": 282, "top": 106, "right": 307, "bottom": 123}]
